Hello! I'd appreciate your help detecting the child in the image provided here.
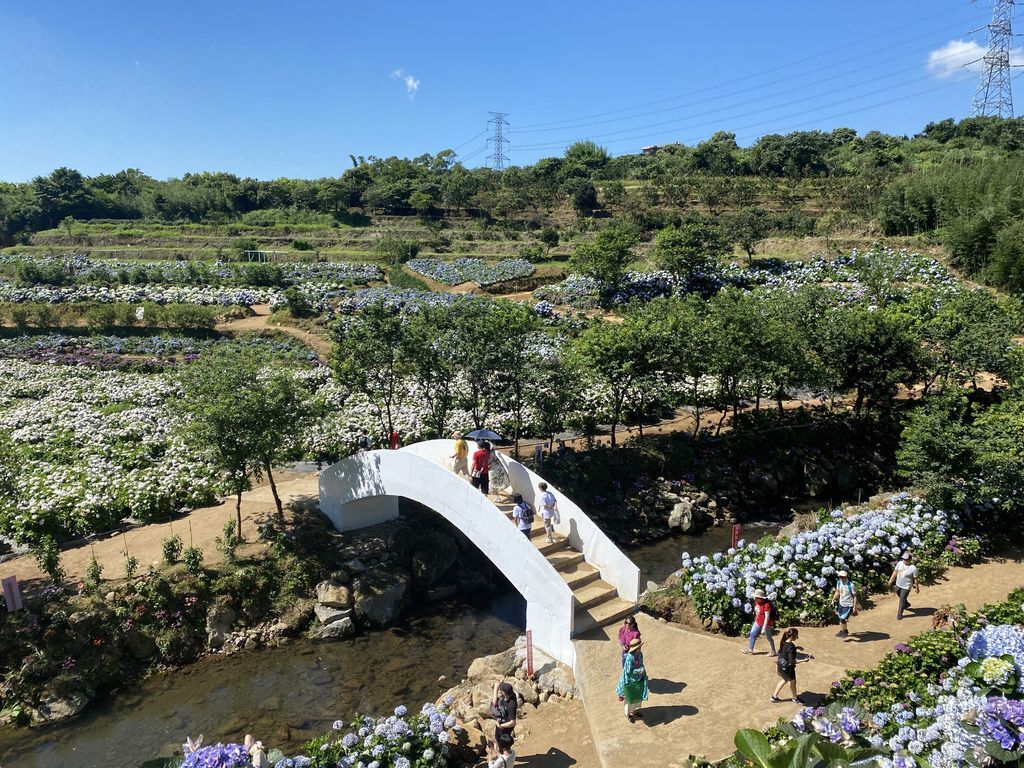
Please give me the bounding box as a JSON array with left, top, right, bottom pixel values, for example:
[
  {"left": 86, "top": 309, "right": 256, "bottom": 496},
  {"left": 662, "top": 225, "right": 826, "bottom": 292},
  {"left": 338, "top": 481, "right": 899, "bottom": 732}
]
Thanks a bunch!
[
  {"left": 832, "top": 570, "right": 857, "bottom": 638},
  {"left": 537, "top": 482, "right": 559, "bottom": 544},
  {"left": 771, "top": 627, "right": 812, "bottom": 704},
  {"left": 484, "top": 732, "right": 515, "bottom": 768},
  {"left": 512, "top": 494, "right": 534, "bottom": 538}
]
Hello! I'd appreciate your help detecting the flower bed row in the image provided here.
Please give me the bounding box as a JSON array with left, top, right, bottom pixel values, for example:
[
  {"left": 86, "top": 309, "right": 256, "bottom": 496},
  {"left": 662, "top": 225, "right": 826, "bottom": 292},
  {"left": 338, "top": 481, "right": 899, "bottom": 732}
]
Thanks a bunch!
[
  {"left": 0, "top": 283, "right": 274, "bottom": 307},
  {"left": 0, "top": 254, "right": 383, "bottom": 287},
  {"left": 406, "top": 257, "right": 534, "bottom": 287},
  {"left": 771, "top": 589, "right": 1024, "bottom": 768},
  {"left": 667, "top": 494, "right": 971, "bottom": 633}
]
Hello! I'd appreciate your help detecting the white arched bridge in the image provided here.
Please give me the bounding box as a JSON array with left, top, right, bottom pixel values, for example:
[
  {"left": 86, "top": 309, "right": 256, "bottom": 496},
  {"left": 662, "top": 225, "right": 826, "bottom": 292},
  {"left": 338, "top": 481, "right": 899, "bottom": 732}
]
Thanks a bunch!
[{"left": 319, "top": 439, "right": 640, "bottom": 668}]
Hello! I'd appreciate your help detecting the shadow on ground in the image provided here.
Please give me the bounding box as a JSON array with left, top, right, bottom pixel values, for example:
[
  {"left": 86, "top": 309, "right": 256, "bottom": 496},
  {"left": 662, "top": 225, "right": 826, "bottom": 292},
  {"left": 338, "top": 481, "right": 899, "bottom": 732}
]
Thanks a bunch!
[
  {"left": 648, "top": 678, "right": 687, "bottom": 694},
  {"left": 640, "top": 704, "right": 699, "bottom": 725},
  {"left": 516, "top": 748, "right": 579, "bottom": 767}
]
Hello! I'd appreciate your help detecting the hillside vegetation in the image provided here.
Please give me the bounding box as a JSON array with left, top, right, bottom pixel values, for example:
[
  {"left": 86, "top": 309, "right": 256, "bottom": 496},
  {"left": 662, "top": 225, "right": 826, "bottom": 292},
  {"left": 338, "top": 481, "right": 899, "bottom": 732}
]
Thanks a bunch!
[{"left": 2, "top": 117, "right": 1024, "bottom": 290}]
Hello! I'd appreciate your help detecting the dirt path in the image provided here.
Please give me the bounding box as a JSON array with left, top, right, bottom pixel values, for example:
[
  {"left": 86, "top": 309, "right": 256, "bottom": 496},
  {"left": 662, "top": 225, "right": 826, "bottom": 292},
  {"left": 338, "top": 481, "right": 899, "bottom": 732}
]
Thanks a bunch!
[
  {"left": 573, "top": 552, "right": 1024, "bottom": 766},
  {"left": 0, "top": 473, "right": 319, "bottom": 585},
  {"left": 218, "top": 304, "right": 332, "bottom": 358}
]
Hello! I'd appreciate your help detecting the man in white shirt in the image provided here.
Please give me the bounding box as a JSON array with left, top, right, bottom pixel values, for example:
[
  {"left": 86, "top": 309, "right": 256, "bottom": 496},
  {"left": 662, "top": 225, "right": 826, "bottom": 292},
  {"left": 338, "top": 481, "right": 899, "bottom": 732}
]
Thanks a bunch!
[
  {"left": 537, "top": 482, "right": 559, "bottom": 544},
  {"left": 888, "top": 551, "right": 919, "bottom": 620}
]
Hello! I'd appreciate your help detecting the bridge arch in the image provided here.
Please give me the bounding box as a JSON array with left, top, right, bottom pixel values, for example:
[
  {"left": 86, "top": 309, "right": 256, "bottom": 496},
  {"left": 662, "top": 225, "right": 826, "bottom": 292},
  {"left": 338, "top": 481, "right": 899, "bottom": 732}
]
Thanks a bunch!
[{"left": 319, "top": 440, "right": 639, "bottom": 668}]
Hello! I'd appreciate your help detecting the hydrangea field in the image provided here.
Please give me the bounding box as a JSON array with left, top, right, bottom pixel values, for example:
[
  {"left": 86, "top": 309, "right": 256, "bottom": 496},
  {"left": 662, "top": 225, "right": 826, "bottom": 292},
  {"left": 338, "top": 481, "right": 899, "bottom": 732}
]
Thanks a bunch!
[
  {"left": 779, "top": 592, "right": 1024, "bottom": 768},
  {"left": 534, "top": 248, "right": 958, "bottom": 309},
  {"left": 670, "top": 494, "right": 959, "bottom": 631},
  {"left": 406, "top": 257, "right": 534, "bottom": 287},
  {"left": 179, "top": 701, "right": 460, "bottom": 768}
]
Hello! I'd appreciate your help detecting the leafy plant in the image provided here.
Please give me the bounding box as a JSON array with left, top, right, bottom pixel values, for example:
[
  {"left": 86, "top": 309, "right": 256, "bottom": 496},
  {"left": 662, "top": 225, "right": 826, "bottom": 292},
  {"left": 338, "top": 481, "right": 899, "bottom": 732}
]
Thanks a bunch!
[
  {"left": 182, "top": 546, "right": 204, "bottom": 576},
  {"left": 161, "top": 535, "right": 183, "bottom": 566}
]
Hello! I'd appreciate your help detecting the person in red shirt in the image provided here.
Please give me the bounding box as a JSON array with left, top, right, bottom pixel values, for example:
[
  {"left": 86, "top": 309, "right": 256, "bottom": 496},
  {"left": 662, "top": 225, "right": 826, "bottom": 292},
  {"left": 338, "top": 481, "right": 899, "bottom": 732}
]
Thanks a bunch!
[
  {"left": 388, "top": 429, "right": 401, "bottom": 450},
  {"left": 743, "top": 588, "right": 777, "bottom": 656},
  {"left": 471, "top": 441, "right": 491, "bottom": 495}
]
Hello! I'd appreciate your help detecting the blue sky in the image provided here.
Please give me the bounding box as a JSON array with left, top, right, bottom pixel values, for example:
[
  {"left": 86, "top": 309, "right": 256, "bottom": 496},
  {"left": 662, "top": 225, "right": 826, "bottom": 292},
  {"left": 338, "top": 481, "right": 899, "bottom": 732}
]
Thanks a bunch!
[{"left": 0, "top": 0, "right": 1014, "bottom": 181}]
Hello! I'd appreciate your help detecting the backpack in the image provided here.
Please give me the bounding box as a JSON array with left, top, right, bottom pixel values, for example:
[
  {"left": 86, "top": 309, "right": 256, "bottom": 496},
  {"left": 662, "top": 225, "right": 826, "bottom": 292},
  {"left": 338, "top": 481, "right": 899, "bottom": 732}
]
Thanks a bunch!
[
  {"left": 767, "top": 601, "right": 779, "bottom": 625},
  {"left": 516, "top": 502, "right": 534, "bottom": 525}
]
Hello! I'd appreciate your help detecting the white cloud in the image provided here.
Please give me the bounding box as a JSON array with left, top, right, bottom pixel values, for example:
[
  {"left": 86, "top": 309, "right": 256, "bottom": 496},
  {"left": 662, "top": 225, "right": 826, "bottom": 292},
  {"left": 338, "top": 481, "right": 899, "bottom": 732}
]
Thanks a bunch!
[
  {"left": 390, "top": 68, "right": 420, "bottom": 98},
  {"left": 927, "top": 38, "right": 1024, "bottom": 79}
]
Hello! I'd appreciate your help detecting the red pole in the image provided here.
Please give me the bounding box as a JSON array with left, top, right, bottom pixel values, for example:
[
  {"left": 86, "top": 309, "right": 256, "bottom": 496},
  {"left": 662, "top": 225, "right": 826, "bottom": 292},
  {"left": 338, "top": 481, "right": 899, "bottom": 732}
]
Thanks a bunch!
[
  {"left": 731, "top": 523, "right": 742, "bottom": 549},
  {"left": 525, "top": 629, "right": 534, "bottom": 677}
]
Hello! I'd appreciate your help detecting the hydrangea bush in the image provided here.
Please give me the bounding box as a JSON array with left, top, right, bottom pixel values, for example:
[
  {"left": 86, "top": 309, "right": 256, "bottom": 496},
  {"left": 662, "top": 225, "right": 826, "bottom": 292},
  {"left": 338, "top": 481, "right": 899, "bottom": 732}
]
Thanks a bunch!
[
  {"left": 406, "top": 257, "right": 534, "bottom": 287},
  {"left": 671, "top": 494, "right": 955, "bottom": 632}
]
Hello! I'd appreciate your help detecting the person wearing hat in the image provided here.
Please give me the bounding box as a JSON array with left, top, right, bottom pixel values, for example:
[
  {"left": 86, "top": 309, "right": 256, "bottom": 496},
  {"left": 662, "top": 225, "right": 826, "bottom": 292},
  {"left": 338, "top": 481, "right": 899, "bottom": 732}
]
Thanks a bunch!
[
  {"left": 888, "top": 551, "right": 919, "bottom": 620},
  {"left": 831, "top": 570, "right": 857, "bottom": 638},
  {"left": 490, "top": 680, "right": 518, "bottom": 743},
  {"left": 743, "top": 589, "right": 778, "bottom": 656},
  {"left": 450, "top": 432, "right": 469, "bottom": 477},
  {"left": 616, "top": 636, "right": 649, "bottom": 722}
]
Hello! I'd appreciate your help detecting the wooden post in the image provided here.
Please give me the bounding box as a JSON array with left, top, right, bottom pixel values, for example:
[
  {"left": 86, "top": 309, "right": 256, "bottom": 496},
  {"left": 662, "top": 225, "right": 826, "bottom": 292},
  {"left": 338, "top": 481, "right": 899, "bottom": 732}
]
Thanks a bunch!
[{"left": 525, "top": 630, "right": 534, "bottom": 677}]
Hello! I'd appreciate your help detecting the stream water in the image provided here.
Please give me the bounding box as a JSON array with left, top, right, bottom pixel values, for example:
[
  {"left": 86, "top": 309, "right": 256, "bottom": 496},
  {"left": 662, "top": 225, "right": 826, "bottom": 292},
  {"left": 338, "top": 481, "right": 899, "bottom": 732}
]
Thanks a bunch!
[{"left": 0, "top": 522, "right": 783, "bottom": 768}]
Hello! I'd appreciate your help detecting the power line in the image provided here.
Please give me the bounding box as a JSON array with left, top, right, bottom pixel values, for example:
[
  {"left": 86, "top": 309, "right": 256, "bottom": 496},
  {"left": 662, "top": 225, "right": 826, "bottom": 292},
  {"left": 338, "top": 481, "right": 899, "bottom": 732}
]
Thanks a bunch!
[
  {"left": 515, "top": 14, "right": 985, "bottom": 136},
  {"left": 452, "top": 129, "right": 489, "bottom": 153},
  {"left": 515, "top": 7, "right": 985, "bottom": 131},
  {"left": 486, "top": 112, "right": 510, "bottom": 170},
  {"left": 970, "top": 0, "right": 1016, "bottom": 116}
]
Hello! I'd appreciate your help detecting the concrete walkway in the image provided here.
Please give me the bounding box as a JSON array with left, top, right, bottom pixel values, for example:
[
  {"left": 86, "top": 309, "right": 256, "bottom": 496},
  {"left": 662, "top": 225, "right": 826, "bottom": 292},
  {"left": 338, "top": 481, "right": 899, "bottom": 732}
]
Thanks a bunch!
[{"left": 573, "top": 553, "right": 1024, "bottom": 766}]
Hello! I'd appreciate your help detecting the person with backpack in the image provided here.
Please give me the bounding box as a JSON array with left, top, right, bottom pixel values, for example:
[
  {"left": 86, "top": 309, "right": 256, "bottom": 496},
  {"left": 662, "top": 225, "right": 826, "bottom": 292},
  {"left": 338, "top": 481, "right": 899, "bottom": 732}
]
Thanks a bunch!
[
  {"left": 537, "top": 482, "right": 559, "bottom": 544},
  {"left": 470, "top": 441, "right": 491, "bottom": 495},
  {"left": 771, "top": 627, "right": 812, "bottom": 704},
  {"left": 743, "top": 589, "right": 778, "bottom": 656},
  {"left": 356, "top": 428, "right": 370, "bottom": 452},
  {"left": 832, "top": 570, "right": 858, "bottom": 637},
  {"left": 512, "top": 494, "right": 534, "bottom": 538}
]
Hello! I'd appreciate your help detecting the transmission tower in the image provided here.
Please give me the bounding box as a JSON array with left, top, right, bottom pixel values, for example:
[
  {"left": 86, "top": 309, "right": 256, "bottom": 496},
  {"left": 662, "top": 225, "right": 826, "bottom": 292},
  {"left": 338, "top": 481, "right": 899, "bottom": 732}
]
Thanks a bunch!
[
  {"left": 486, "top": 112, "right": 510, "bottom": 170},
  {"left": 970, "top": 0, "right": 1016, "bottom": 117}
]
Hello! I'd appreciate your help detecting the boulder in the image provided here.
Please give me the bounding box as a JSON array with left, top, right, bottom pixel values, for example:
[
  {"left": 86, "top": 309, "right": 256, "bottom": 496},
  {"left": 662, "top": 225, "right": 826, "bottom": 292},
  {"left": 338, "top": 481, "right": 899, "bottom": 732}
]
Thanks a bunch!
[
  {"left": 668, "top": 501, "right": 694, "bottom": 533},
  {"left": 510, "top": 678, "right": 539, "bottom": 706},
  {"left": 30, "top": 690, "right": 89, "bottom": 726},
  {"left": 67, "top": 609, "right": 105, "bottom": 636},
  {"left": 467, "top": 647, "right": 519, "bottom": 680},
  {"left": 310, "top": 617, "right": 355, "bottom": 640},
  {"left": 449, "top": 721, "right": 486, "bottom": 764},
  {"left": 329, "top": 569, "right": 351, "bottom": 585},
  {"left": 411, "top": 534, "right": 459, "bottom": 587},
  {"left": 315, "top": 580, "right": 352, "bottom": 610},
  {"left": 343, "top": 558, "right": 367, "bottom": 574},
  {"left": 123, "top": 627, "right": 157, "bottom": 659},
  {"left": 535, "top": 663, "right": 577, "bottom": 698},
  {"left": 205, "top": 603, "right": 237, "bottom": 649},
  {"left": 314, "top": 604, "right": 353, "bottom": 625},
  {"left": 352, "top": 567, "right": 409, "bottom": 627}
]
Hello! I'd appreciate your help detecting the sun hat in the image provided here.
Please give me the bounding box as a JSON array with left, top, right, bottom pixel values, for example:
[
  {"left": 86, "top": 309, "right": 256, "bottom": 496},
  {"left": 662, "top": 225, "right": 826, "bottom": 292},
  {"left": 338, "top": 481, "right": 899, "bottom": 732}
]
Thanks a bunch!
[
  {"left": 837, "top": 570, "right": 848, "bottom": 577},
  {"left": 453, "top": 431, "right": 463, "bottom": 438},
  {"left": 628, "top": 637, "right": 643, "bottom": 650},
  {"left": 902, "top": 552, "right": 912, "bottom": 560},
  {"left": 752, "top": 588, "right": 767, "bottom": 599}
]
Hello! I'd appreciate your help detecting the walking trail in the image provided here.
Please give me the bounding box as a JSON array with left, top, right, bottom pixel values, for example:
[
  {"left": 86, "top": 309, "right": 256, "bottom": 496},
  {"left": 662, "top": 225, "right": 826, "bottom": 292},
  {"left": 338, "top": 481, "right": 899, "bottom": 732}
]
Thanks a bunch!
[
  {"left": 218, "top": 303, "right": 332, "bottom": 358},
  {"left": 567, "top": 553, "right": 1024, "bottom": 766},
  {"left": 0, "top": 472, "right": 319, "bottom": 584}
]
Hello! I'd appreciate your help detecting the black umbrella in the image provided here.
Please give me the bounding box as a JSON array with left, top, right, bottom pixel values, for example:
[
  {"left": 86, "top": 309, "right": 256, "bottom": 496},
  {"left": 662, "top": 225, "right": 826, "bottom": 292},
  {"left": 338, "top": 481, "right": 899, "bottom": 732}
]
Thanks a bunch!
[{"left": 465, "top": 428, "right": 506, "bottom": 443}]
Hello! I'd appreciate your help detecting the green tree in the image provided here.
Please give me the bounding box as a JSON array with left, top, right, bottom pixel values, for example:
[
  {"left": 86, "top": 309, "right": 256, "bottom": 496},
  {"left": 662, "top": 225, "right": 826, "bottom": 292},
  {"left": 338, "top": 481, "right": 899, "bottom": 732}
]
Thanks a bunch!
[
  {"left": 571, "top": 318, "right": 656, "bottom": 447},
  {"left": 332, "top": 302, "right": 411, "bottom": 436},
  {"left": 404, "top": 303, "right": 463, "bottom": 439},
  {"left": 373, "top": 235, "right": 420, "bottom": 265},
  {"left": 526, "top": 349, "right": 580, "bottom": 449},
  {"left": 569, "top": 180, "right": 599, "bottom": 218},
  {"left": 569, "top": 224, "right": 638, "bottom": 287},
  {"left": 538, "top": 227, "right": 559, "bottom": 253},
  {"left": 725, "top": 207, "right": 770, "bottom": 263},
  {"left": 651, "top": 215, "right": 731, "bottom": 277}
]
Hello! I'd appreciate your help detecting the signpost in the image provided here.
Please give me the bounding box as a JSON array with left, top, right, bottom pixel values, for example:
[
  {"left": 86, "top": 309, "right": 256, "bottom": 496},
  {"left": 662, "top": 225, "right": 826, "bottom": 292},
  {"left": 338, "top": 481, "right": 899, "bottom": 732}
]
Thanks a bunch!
[
  {"left": 525, "top": 629, "right": 534, "bottom": 677},
  {"left": 731, "top": 523, "right": 742, "bottom": 549},
  {"left": 2, "top": 575, "right": 22, "bottom": 612}
]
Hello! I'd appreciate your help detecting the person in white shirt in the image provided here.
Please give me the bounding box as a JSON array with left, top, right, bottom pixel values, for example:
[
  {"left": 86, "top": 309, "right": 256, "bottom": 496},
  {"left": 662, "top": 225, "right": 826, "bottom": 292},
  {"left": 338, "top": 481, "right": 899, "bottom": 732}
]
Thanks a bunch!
[
  {"left": 485, "top": 733, "right": 515, "bottom": 767},
  {"left": 537, "top": 482, "right": 559, "bottom": 544},
  {"left": 888, "top": 551, "right": 919, "bottom": 620}
]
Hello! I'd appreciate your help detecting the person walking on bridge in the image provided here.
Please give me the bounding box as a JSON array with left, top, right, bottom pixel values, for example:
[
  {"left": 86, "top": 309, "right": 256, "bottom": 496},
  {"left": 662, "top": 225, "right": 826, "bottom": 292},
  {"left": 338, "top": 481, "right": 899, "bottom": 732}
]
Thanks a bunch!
[
  {"left": 451, "top": 432, "right": 469, "bottom": 476},
  {"left": 471, "top": 441, "right": 491, "bottom": 495},
  {"left": 538, "top": 482, "right": 559, "bottom": 544},
  {"left": 512, "top": 494, "right": 534, "bottom": 538},
  {"left": 616, "top": 637, "right": 649, "bottom": 722}
]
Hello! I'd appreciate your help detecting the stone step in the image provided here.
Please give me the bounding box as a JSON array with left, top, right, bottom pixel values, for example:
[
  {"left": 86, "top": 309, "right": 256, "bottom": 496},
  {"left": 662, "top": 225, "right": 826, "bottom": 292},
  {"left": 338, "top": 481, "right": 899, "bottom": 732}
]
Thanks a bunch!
[
  {"left": 546, "top": 549, "right": 585, "bottom": 571},
  {"left": 573, "top": 597, "right": 638, "bottom": 636},
  {"left": 572, "top": 578, "right": 619, "bottom": 610},
  {"left": 560, "top": 561, "right": 602, "bottom": 590},
  {"left": 536, "top": 537, "right": 569, "bottom": 557}
]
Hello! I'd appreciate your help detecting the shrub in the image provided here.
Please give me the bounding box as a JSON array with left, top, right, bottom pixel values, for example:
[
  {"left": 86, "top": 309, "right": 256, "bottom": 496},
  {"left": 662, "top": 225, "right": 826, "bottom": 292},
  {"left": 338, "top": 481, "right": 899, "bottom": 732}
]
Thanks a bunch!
[
  {"left": 182, "top": 546, "right": 204, "bottom": 575},
  {"left": 291, "top": 239, "right": 313, "bottom": 251},
  {"left": 161, "top": 535, "right": 183, "bottom": 565},
  {"left": 215, "top": 520, "right": 243, "bottom": 565},
  {"left": 123, "top": 552, "right": 139, "bottom": 580},
  {"left": 32, "top": 536, "right": 66, "bottom": 584},
  {"left": 82, "top": 556, "right": 103, "bottom": 595},
  {"left": 373, "top": 235, "right": 420, "bottom": 265}
]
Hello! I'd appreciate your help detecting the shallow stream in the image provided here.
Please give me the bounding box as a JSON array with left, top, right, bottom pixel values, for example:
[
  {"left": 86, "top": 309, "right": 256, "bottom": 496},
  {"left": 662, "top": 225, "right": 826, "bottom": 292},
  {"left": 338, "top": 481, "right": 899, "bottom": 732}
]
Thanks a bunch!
[{"left": 0, "top": 522, "right": 783, "bottom": 768}]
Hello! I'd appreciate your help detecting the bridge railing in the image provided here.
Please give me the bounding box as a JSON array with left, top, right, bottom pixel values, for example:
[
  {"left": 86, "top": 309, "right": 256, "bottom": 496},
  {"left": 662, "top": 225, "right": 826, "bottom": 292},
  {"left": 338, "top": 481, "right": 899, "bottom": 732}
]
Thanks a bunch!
[{"left": 403, "top": 440, "right": 641, "bottom": 604}]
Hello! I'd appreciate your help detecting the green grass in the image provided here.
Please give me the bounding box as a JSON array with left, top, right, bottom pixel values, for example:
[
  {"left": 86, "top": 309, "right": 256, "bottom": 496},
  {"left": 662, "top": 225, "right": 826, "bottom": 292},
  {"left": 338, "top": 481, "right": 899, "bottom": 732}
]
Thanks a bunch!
[{"left": 387, "top": 265, "right": 429, "bottom": 290}]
